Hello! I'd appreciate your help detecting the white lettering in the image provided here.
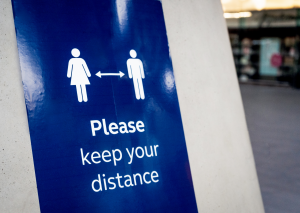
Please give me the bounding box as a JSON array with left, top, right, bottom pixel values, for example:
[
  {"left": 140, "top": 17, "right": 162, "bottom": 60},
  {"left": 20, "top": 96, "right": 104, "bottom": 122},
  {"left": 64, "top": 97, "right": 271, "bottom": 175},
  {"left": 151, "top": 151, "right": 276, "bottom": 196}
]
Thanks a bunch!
[
  {"left": 135, "top": 146, "right": 144, "bottom": 158},
  {"left": 112, "top": 149, "right": 122, "bottom": 166},
  {"left": 151, "top": 171, "right": 159, "bottom": 183},
  {"left": 119, "top": 122, "right": 129, "bottom": 134},
  {"left": 128, "top": 121, "right": 136, "bottom": 133},
  {"left": 143, "top": 172, "right": 151, "bottom": 184},
  {"left": 133, "top": 173, "right": 143, "bottom": 185},
  {"left": 92, "top": 171, "right": 159, "bottom": 192},
  {"left": 90, "top": 119, "right": 145, "bottom": 136},
  {"left": 102, "top": 150, "right": 111, "bottom": 162},
  {"left": 91, "top": 151, "right": 101, "bottom": 164},
  {"left": 90, "top": 120, "right": 102, "bottom": 136},
  {"left": 136, "top": 121, "right": 145, "bottom": 132},
  {"left": 80, "top": 148, "right": 91, "bottom": 165},
  {"left": 92, "top": 174, "right": 102, "bottom": 192},
  {"left": 154, "top": 145, "right": 159, "bottom": 156},
  {"left": 108, "top": 177, "right": 116, "bottom": 190},
  {"left": 126, "top": 147, "right": 135, "bottom": 164},
  {"left": 102, "top": 119, "right": 110, "bottom": 135},
  {"left": 109, "top": 122, "right": 119, "bottom": 134}
]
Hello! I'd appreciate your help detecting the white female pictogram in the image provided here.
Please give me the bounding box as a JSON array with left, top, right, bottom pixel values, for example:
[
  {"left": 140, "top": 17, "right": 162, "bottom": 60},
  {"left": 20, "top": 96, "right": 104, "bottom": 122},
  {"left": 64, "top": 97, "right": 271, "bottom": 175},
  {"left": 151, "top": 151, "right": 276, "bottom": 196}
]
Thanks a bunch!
[{"left": 67, "top": 48, "right": 91, "bottom": 102}]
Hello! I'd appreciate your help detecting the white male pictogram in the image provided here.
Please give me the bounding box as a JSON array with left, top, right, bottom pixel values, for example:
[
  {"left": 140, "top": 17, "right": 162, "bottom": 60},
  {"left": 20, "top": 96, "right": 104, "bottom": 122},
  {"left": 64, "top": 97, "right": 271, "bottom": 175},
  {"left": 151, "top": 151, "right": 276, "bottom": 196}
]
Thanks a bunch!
[{"left": 126, "top": 50, "right": 145, "bottom": 100}]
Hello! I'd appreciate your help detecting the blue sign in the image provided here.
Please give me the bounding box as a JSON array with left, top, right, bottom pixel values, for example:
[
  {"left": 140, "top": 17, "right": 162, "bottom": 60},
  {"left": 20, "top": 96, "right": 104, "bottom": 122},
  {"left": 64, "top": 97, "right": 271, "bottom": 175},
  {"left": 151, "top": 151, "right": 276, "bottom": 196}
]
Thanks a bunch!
[{"left": 12, "top": 0, "right": 198, "bottom": 212}]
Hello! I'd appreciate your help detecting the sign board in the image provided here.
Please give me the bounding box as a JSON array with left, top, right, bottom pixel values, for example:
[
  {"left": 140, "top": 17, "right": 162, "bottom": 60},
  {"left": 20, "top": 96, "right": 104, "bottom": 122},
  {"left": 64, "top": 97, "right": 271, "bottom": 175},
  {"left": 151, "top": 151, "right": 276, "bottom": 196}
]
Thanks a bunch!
[
  {"left": 11, "top": 0, "right": 198, "bottom": 212},
  {"left": 259, "top": 38, "right": 280, "bottom": 76}
]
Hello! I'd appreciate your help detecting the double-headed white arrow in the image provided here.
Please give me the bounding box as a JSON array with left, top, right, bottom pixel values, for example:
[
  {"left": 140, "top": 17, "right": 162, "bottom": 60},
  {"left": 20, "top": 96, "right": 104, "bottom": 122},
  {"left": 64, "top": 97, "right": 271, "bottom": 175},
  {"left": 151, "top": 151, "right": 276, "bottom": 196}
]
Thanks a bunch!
[{"left": 95, "top": 71, "right": 125, "bottom": 78}]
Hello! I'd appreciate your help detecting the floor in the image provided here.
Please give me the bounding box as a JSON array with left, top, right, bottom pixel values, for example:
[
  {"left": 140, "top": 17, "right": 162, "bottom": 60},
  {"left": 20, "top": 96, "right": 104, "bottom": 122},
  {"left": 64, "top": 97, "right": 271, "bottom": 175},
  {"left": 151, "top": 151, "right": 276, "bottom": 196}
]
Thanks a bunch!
[{"left": 240, "top": 85, "right": 300, "bottom": 213}]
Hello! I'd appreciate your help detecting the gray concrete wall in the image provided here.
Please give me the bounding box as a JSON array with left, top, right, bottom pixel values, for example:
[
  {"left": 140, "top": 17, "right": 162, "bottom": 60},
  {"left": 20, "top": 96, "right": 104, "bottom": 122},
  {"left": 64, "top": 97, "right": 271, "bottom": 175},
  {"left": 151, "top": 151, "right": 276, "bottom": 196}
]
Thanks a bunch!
[
  {"left": 0, "top": 0, "right": 264, "bottom": 212},
  {"left": 161, "top": 0, "right": 264, "bottom": 212},
  {"left": 0, "top": 0, "right": 40, "bottom": 212}
]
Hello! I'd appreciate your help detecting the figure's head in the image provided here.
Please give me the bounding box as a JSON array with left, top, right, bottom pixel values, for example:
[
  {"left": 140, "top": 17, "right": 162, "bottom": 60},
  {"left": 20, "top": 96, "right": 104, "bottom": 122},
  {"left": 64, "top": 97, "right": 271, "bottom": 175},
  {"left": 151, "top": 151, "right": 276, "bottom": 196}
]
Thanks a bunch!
[
  {"left": 130, "top": 49, "right": 137, "bottom": 58},
  {"left": 71, "top": 48, "right": 80, "bottom": 57}
]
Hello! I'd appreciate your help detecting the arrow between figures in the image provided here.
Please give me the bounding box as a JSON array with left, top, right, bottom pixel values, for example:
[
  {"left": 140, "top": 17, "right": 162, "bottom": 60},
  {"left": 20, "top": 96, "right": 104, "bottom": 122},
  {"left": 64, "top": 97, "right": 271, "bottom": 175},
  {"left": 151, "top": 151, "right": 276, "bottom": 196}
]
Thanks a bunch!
[{"left": 95, "top": 71, "right": 125, "bottom": 78}]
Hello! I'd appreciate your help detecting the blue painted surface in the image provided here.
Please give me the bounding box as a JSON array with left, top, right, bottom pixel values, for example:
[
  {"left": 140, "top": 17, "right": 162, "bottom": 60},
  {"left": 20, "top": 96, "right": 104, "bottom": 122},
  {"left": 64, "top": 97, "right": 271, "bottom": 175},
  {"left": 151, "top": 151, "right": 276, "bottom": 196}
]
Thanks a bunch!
[{"left": 12, "top": 0, "right": 198, "bottom": 212}]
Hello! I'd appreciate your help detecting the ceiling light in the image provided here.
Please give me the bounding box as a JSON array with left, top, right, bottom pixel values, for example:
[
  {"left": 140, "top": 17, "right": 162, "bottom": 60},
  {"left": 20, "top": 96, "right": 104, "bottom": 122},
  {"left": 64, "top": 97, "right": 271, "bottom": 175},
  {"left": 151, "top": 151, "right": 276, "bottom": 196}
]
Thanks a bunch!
[
  {"left": 224, "top": 12, "right": 252, "bottom": 19},
  {"left": 252, "top": 0, "right": 266, "bottom": 11}
]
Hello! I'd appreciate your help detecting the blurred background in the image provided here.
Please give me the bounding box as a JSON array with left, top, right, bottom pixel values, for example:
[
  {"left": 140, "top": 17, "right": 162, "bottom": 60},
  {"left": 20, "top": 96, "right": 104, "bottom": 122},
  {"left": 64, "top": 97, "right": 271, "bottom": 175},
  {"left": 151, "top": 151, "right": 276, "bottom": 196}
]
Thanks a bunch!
[{"left": 221, "top": 1, "right": 300, "bottom": 212}]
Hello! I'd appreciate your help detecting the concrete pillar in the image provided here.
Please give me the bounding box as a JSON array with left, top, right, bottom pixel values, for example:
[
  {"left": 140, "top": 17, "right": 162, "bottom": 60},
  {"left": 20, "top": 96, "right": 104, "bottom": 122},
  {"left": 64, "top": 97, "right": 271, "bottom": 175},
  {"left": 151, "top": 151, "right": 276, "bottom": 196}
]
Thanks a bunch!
[
  {"left": 161, "top": 0, "right": 264, "bottom": 212},
  {"left": 0, "top": 0, "right": 40, "bottom": 212}
]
